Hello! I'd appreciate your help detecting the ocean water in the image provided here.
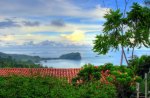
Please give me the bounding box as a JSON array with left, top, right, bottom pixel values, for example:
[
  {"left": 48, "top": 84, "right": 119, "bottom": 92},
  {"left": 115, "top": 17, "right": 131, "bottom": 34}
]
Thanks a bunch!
[
  {"left": 40, "top": 49, "right": 149, "bottom": 68},
  {"left": 40, "top": 55, "right": 113, "bottom": 68},
  {"left": 0, "top": 46, "right": 149, "bottom": 68}
]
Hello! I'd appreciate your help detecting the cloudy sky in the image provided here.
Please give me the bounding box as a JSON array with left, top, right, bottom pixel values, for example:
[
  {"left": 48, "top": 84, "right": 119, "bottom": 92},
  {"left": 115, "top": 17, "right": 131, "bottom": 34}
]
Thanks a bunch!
[{"left": 0, "top": 0, "right": 143, "bottom": 47}]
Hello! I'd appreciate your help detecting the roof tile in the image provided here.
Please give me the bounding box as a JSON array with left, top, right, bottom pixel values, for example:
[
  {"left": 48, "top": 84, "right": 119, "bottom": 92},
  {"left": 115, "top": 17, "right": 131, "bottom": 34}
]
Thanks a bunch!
[
  {"left": 0, "top": 68, "right": 110, "bottom": 83},
  {"left": 0, "top": 68, "right": 81, "bottom": 82}
]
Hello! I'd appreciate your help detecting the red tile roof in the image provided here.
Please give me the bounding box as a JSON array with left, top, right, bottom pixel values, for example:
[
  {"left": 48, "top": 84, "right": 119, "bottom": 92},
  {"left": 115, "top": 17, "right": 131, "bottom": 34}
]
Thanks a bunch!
[
  {"left": 0, "top": 68, "right": 81, "bottom": 83},
  {"left": 0, "top": 68, "right": 110, "bottom": 83}
]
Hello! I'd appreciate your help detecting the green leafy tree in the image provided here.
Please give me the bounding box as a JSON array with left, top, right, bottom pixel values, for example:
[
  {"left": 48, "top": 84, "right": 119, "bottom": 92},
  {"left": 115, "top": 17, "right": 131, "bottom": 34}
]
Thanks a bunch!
[
  {"left": 127, "top": 3, "right": 150, "bottom": 58},
  {"left": 93, "top": 3, "right": 150, "bottom": 65},
  {"left": 93, "top": 9, "right": 129, "bottom": 65}
]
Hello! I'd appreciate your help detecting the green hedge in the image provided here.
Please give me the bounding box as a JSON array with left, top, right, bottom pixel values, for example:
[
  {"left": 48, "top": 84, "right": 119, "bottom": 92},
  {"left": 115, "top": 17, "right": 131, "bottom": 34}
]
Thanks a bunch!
[{"left": 0, "top": 76, "right": 117, "bottom": 98}]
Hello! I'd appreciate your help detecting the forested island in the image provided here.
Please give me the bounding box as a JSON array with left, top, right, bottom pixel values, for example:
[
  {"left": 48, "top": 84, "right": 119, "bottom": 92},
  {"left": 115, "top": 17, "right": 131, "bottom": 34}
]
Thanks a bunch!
[
  {"left": 60, "top": 52, "right": 81, "bottom": 60},
  {"left": 41, "top": 52, "right": 81, "bottom": 60}
]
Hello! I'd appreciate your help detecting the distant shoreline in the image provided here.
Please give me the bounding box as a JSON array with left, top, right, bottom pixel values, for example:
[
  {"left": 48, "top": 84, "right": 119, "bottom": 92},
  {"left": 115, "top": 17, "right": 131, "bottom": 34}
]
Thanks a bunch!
[{"left": 0, "top": 52, "right": 82, "bottom": 63}]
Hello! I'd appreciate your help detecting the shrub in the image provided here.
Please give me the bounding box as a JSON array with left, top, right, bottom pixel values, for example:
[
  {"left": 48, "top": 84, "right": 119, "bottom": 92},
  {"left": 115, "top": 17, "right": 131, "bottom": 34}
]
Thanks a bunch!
[
  {"left": 72, "top": 63, "right": 142, "bottom": 98},
  {"left": 128, "top": 55, "right": 150, "bottom": 78},
  {"left": 72, "top": 64, "right": 101, "bottom": 85},
  {"left": 0, "top": 75, "right": 117, "bottom": 98},
  {"left": 76, "top": 81, "right": 117, "bottom": 98},
  {"left": 0, "top": 76, "right": 74, "bottom": 98}
]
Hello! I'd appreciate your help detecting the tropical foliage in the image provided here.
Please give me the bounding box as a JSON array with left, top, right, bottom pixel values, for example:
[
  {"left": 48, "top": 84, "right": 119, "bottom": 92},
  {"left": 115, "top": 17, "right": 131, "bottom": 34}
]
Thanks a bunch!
[
  {"left": 72, "top": 64, "right": 101, "bottom": 84},
  {"left": 128, "top": 55, "right": 150, "bottom": 78},
  {"left": 93, "top": 3, "right": 150, "bottom": 65},
  {"left": 0, "top": 75, "right": 117, "bottom": 98},
  {"left": 0, "top": 56, "right": 44, "bottom": 68},
  {"left": 127, "top": 3, "right": 150, "bottom": 58},
  {"left": 72, "top": 64, "right": 142, "bottom": 98}
]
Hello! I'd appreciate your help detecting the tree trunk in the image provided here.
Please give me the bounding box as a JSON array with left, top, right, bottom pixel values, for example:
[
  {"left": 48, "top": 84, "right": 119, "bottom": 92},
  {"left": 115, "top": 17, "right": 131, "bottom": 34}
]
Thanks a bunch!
[
  {"left": 123, "top": 49, "right": 129, "bottom": 65},
  {"left": 120, "top": 46, "right": 124, "bottom": 66},
  {"left": 132, "top": 46, "right": 135, "bottom": 59}
]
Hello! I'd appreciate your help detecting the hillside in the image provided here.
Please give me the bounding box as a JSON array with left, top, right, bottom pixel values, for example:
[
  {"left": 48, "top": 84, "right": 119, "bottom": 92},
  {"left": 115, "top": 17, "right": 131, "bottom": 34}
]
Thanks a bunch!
[{"left": 0, "top": 52, "right": 41, "bottom": 63}]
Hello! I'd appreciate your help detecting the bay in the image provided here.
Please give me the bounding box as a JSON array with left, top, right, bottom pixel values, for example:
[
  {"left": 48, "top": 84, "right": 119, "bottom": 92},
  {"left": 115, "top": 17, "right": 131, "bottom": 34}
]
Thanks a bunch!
[{"left": 0, "top": 46, "right": 149, "bottom": 68}]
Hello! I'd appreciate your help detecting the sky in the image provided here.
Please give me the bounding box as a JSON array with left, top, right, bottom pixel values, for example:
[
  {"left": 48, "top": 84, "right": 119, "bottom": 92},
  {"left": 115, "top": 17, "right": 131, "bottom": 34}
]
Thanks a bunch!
[{"left": 0, "top": 0, "right": 144, "bottom": 47}]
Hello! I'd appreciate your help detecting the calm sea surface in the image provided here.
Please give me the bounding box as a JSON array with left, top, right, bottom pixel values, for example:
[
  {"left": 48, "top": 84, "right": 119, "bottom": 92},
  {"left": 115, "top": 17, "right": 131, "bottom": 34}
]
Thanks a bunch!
[
  {"left": 39, "top": 50, "right": 150, "bottom": 68},
  {"left": 0, "top": 46, "right": 149, "bottom": 68}
]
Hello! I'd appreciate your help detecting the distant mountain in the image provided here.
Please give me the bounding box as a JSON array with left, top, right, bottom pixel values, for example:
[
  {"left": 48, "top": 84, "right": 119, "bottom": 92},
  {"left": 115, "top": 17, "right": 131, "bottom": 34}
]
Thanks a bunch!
[{"left": 0, "top": 52, "right": 41, "bottom": 63}]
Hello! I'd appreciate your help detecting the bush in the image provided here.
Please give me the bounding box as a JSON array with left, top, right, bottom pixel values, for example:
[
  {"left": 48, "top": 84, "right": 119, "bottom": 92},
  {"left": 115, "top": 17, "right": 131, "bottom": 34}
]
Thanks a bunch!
[
  {"left": 72, "top": 64, "right": 101, "bottom": 84},
  {"left": 128, "top": 55, "right": 150, "bottom": 78},
  {"left": 0, "top": 75, "right": 117, "bottom": 98},
  {"left": 76, "top": 81, "right": 117, "bottom": 98},
  {"left": 72, "top": 63, "right": 142, "bottom": 98},
  {"left": 0, "top": 76, "right": 74, "bottom": 98}
]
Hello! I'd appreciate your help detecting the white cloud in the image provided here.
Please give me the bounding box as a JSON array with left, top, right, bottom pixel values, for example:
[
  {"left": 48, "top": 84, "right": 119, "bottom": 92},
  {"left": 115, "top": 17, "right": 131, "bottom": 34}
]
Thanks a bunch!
[
  {"left": 61, "top": 30, "right": 85, "bottom": 42},
  {"left": 0, "top": 0, "right": 109, "bottom": 20},
  {"left": 0, "top": 35, "right": 15, "bottom": 41},
  {"left": 0, "top": 21, "right": 103, "bottom": 46},
  {"left": 0, "top": 0, "right": 107, "bottom": 46}
]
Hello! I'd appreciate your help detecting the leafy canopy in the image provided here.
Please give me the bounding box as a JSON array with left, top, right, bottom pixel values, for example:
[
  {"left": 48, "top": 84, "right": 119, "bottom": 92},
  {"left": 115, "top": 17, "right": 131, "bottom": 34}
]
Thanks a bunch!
[
  {"left": 93, "top": 3, "right": 150, "bottom": 60},
  {"left": 127, "top": 3, "right": 150, "bottom": 48}
]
